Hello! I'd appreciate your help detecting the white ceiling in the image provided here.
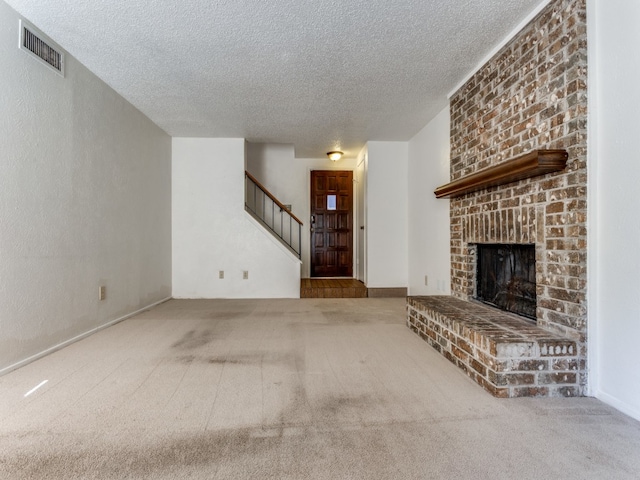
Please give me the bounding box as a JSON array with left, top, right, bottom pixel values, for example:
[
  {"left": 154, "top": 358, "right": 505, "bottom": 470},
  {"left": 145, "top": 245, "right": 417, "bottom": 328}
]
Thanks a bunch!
[{"left": 6, "top": 0, "right": 545, "bottom": 158}]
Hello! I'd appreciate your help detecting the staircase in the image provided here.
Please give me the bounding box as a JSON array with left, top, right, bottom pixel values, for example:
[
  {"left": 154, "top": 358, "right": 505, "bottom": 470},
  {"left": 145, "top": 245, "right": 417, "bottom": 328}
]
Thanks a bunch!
[
  {"left": 245, "top": 171, "right": 368, "bottom": 299},
  {"left": 245, "top": 171, "right": 302, "bottom": 258}
]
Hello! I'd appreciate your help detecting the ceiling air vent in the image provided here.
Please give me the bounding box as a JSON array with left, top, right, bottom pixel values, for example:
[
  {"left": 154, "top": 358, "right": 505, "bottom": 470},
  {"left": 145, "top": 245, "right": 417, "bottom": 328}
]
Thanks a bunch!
[{"left": 19, "top": 20, "right": 64, "bottom": 77}]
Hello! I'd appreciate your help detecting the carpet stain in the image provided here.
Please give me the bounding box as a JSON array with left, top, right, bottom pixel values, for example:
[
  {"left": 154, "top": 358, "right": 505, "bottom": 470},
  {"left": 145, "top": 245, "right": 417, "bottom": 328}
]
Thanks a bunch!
[
  {"left": 0, "top": 429, "right": 275, "bottom": 479},
  {"left": 206, "top": 357, "right": 246, "bottom": 365},
  {"left": 175, "top": 354, "right": 244, "bottom": 365},
  {"left": 208, "top": 311, "right": 250, "bottom": 320},
  {"left": 171, "top": 329, "right": 215, "bottom": 349},
  {"left": 173, "top": 352, "right": 299, "bottom": 367},
  {"left": 318, "top": 394, "right": 375, "bottom": 419},
  {"left": 0, "top": 424, "right": 409, "bottom": 480}
]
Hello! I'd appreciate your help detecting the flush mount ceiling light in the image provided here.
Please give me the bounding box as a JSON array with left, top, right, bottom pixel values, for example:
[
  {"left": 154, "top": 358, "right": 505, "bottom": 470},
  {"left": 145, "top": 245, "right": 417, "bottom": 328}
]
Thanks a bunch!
[{"left": 327, "top": 151, "right": 343, "bottom": 162}]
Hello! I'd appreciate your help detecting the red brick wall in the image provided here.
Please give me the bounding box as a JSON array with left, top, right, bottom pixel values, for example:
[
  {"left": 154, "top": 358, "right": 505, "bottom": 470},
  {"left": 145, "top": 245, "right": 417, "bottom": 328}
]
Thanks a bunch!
[{"left": 449, "top": 0, "right": 587, "bottom": 347}]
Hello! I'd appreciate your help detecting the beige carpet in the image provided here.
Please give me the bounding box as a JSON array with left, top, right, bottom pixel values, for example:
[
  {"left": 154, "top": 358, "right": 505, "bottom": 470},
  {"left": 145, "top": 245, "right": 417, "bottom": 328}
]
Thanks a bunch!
[{"left": 1, "top": 298, "right": 639, "bottom": 479}]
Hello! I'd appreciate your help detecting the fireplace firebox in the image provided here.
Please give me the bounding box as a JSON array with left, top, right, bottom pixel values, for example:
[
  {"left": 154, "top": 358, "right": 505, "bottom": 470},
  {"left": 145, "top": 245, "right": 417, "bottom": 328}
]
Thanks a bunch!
[{"left": 475, "top": 244, "right": 536, "bottom": 320}]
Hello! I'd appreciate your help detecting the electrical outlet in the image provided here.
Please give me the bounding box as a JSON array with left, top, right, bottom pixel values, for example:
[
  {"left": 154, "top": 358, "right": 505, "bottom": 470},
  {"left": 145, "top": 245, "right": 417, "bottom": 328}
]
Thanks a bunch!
[
  {"left": 243, "top": 271, "right": 249, "bottom": 280},
  {"left": 219, "top": 270, "right": 224, "bottom": 279},
  {"left": 424, "top": 275, "right": 428, "bottom": 286},
  {"left": 98, "top": 286, "right": 106, "bottom": 301}
]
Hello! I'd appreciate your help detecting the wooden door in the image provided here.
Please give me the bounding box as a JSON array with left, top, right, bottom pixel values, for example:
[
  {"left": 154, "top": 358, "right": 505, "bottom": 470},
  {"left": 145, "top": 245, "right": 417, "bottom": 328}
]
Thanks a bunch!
[{"left": 310, "top": 170, "right": 353, "bottom": 277}]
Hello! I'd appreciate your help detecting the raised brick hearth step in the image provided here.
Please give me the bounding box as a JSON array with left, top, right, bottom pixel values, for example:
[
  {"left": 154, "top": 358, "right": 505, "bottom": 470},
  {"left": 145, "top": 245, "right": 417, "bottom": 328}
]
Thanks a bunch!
[{"left": 407, "top": 296, "right": 583, "bottom": 398}]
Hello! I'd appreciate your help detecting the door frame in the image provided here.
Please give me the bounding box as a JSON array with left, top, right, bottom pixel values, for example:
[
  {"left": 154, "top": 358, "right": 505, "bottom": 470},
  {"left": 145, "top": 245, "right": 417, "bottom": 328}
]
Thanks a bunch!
[
  {"left": 355, "top": 154, "right": 367, "bottom": 284},
  {"left": 307, "top": 167, "right": 357, "bottom": 278}
]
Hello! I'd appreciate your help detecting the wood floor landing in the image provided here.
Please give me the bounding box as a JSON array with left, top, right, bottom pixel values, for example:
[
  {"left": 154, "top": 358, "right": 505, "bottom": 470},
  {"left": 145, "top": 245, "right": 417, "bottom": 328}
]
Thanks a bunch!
[{"left": 300, "top": 278, "right": 368, "bottom": 298}]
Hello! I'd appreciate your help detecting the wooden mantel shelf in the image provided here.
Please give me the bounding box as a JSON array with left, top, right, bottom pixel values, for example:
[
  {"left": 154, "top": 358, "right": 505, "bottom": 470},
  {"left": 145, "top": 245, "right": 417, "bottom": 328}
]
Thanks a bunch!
[{"left": 434, "top": 149, "right": 568, "bottom": 199}]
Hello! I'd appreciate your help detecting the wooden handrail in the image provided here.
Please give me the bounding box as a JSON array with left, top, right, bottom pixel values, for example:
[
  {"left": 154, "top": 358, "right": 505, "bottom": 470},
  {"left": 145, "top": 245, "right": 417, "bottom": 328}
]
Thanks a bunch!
[
  {"left": 434, "top": 149, "right": 568, "bottom": 199},
  {"left": 245, "top": 171, "right": 304, "bottom": 225}
]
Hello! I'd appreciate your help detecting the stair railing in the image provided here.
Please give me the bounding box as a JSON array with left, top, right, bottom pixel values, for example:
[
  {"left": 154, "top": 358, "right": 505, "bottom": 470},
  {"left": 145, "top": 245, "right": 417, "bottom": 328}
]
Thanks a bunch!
[{"left": 245, "top": 171, "right": 303, "bottom": 258}]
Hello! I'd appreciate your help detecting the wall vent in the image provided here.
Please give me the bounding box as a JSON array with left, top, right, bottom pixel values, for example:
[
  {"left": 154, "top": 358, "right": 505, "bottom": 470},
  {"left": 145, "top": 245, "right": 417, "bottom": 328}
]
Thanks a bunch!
[{"left": 19, "top": 20, "right": 65, "bottom": 77}]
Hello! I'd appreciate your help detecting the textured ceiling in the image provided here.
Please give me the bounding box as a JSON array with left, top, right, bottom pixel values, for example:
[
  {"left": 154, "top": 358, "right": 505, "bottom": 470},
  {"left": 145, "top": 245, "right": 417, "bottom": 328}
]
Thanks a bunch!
[{"left": 6, "top": 0, "right": 545, "bottom": 158}]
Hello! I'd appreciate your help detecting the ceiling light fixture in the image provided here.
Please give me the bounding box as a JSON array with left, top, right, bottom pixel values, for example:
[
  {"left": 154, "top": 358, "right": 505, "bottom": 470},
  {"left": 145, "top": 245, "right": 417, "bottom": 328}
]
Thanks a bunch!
[{"left": 327, "top": 151, "right": 343, "bottom": 162}]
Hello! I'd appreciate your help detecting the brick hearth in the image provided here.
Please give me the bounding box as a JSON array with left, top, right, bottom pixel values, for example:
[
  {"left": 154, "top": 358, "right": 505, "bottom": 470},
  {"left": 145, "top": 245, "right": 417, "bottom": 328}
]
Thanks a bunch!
[{"left": 407, "top": 297, "right": 581, "bottom": 398}]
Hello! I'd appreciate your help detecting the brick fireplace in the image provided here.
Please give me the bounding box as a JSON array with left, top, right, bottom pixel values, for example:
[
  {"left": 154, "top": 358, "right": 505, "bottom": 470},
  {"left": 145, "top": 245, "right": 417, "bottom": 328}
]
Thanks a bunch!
[
  {"left": 475, "top": 243, "right": 537, "bottom": 319},
  {"left": 408, "top": 0, "right": 587, "bottom": 397}
]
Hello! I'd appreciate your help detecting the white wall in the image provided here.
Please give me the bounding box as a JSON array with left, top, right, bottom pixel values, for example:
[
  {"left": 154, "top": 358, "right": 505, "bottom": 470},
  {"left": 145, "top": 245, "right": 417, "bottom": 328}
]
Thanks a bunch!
[
  {"left": 173, "top": 139, "right": 300, "bottom": 298},
  {"left": 355, "top": 148, "right": 367, "bottom": 283},
  {"left": 0, "top": 3, "right": 172, "bottom": 373},
  {"left": 246, "top": 143, "right": 298, "bottom": 205},
  {"left": 245, "top": 143, "right": 357, "bottom": 278},
  {"left": 588, "top": 0, "right": 640, "bottom": 421},
  {"left": 407, "top": 107, "right": 451, "bottom": 295},
  {"left": 365, "top": 142, "right": 409, "bottom": 288}
]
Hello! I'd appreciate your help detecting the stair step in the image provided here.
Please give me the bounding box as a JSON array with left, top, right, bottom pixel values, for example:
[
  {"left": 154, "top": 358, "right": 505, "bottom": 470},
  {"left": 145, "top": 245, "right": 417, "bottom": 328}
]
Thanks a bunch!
[{"left": 300, "top": 278, "right": 368, "bottom": 298}]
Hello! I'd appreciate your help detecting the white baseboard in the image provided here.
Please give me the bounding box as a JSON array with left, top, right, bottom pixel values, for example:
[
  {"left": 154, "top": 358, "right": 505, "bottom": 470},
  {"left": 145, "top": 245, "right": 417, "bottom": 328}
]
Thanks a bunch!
[
  {"left": 0, "top": 296, "right": 172, "bottom": 377},
  {"left": 596, "top": 390, "right": 640, "bottom": 422}
]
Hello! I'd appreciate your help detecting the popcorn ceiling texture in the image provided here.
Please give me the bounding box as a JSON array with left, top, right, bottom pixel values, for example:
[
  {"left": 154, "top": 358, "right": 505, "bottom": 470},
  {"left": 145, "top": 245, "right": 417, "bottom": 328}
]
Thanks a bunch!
[{"left": 4, "top": 0, "right": 545, "bottom": 158}]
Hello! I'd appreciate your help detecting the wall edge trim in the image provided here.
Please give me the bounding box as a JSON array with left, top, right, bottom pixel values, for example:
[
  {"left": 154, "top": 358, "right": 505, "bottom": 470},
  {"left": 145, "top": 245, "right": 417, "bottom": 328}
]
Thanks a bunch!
[
  {"left": 0, "top": 296, "right": 173, "bottom": 377},
  {"left": 596, "top": 390, "right": 640, "bottom": 423}
]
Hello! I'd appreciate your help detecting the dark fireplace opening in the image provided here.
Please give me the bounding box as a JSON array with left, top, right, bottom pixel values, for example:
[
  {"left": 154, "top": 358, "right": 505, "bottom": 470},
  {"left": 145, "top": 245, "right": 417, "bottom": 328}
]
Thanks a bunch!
[{"left": 475, "top": 244, "right": 537, "bottom": 320}]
